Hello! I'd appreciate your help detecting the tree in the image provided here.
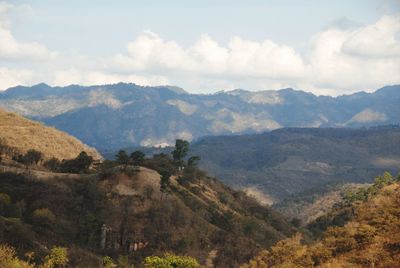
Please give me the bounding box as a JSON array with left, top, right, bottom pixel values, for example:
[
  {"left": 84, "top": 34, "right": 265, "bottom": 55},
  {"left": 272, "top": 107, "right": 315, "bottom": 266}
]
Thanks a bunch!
[
  {"left": 172, "top": 139, "right": 189, "bottom": 165},
  {"left": 130, "top": 150, "right": 145, "bottom": 165},
  {"left": 115, "top": 150, "right": 129, "bottom": 165},
  {"left": 159, "top": 170, "right": 171, "bottom": 194},
  {"left": 103, "top": 256, "right": 117, "bottom": 268},
  {"left": 0, "top": 244, "right": 34, "bottom": 268},
  {"left": 22, "top": 149, "right": 43, "bottom": 165},
  {"left": 74, "top": 151, "right": 93, "bottom": 172},
  {"left": 32, "top": 208, "right": 56, "bottom": 228},
  {"left": 61, "top": 151, "right": 93, "bottom": 173},
  {"left": 44, "top": 157, "right": 61, "bottom": 172},
  {"left": 143, "top": 253, "right": 199, "bottom": 268},
  {"left": 41, "top": 247, "right": 68, "bottom": 268}
]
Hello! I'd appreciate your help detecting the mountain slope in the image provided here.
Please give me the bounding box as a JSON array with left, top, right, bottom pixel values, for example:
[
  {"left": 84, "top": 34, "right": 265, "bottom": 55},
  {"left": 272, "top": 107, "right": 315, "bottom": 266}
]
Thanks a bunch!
[
  {"left": 242, "top": 177, "right": 400, "bottom": 268},
  {"left": 0, "top": 83, "right": 399, "bottom": 149},
  {"left": 0, "top": 164, "right": 295, "bottom": 267},
  {"left": 190, "top": 127, "right": 400, "bottom": 201},
  {"left": 0, "top": 108, "right": 102, "bottom": 161}
]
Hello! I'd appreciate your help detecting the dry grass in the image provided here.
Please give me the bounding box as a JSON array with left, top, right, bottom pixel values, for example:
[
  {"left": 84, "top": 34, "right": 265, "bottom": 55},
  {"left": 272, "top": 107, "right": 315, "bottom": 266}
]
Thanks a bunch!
[{"left": 0, "top": 108, "right": 102, "bottom": 161}]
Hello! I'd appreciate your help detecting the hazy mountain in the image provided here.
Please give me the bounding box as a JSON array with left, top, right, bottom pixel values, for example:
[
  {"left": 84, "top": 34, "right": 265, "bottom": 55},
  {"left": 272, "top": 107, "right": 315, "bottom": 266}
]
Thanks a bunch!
[
  {"left": 0, "top": 83, "right": 399, "bottom": 150},
  {"left": 190, "top": 127, "right": 400, "bottom": 201}
]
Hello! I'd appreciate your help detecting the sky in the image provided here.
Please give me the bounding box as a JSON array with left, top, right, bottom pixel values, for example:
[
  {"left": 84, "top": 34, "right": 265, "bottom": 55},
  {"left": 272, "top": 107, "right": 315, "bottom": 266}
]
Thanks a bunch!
[{"left": 0, "top": 0, "right": 399, "bottom": 95}]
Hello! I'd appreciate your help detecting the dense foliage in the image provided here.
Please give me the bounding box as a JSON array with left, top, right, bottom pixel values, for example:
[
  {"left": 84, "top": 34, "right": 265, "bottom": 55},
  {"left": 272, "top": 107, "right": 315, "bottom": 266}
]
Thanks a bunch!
[
  {"left": 242, "top": 173, "right": 400, "bottom": 267},
  {"left": 0, "top": 141, "right": 294, "bottom": 267}
]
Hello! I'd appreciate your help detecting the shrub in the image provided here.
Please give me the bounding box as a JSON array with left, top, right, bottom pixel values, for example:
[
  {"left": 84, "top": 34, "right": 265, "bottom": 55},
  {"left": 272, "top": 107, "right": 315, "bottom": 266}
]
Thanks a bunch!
[
  {"left": 143, "top": 253, "right": 199, "bottom": 268},
  {"left": 32, "top": 208, "right": 56, "bottom": 228},
  {"left": 41, "top": 247, "right": 68, "bottom": 268}
]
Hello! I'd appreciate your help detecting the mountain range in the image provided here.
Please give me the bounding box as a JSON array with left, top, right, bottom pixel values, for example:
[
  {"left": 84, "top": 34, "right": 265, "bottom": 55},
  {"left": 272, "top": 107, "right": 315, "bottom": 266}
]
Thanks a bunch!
[
  {"left": 0, "top": 83, "right": 399, "bottom": 150},
  {"left": 191, "top": 127, "right": 400, "bottom": 201}
]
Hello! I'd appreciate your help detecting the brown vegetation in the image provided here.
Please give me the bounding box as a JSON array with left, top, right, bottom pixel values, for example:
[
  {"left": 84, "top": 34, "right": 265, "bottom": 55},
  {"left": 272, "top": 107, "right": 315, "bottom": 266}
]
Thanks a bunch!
[
  {"left": 0, "top": 108, "right": 101, "bottom": 161},
  {"left": 242, "top": 174, "right": 400, "bottom": 268}
]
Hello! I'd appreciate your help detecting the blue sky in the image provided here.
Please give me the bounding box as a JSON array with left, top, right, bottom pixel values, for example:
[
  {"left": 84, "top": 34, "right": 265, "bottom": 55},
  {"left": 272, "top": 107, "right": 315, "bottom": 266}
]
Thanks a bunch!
[{"left": 1, "top": 0, "right": 400, "bottom": 95}]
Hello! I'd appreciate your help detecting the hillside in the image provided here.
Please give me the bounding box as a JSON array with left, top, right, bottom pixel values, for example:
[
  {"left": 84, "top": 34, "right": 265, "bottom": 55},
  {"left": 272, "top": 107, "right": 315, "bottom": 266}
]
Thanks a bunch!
[
  {"left": 242, "top": 174, "right": 400, "bottom": 267},
  {"left": 0, "top": 83, "right": 399, "bottom": 150},
  {"left": 273, "top": 183, "right": 368, "bottom": 225},
  {"left": 0, "top": 108, "right": 102, "bottom": 161},
  {"left": 190, "top": 127, "right": 400, "bottom": 201},
  {"left": 0, "top": 161, "right": 295, "bottom": 267}
]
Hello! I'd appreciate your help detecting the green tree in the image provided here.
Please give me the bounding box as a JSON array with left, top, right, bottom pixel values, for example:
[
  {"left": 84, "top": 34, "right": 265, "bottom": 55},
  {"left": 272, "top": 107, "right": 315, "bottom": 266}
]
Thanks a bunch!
[
  {"left": 103, "top": 256, "right": 117, "bottom": 268},
  {"left": 117, "top": 255, "right": 134, "bottom": 268},
  {"left": 76, "top": 151, "right": 93, "bottom": 170},
  {"left": 143, "top": 253, "right": 199, "bottom": 268},
  {"left": 0, "top": 244, "right": 34, "bottom": 268},
  {"left": 44, "top": 157, "right": 61, "bottom": 172},
  {"left": 41, "top": 247, "right": 68, "bottom": 268},
  {"left": 32, "top": 208, "right": 56, "bottom": 228},
  {"left": 130, "top": 150, "right": 145, "bottom": 165},
  {"left": 160, "top": 170, "right": 171, "bottom": 194},
  {"left": 115, "top": 150, "right": 130, "bottom": 165},
  {"left": 172, "top": 140, "right": 189, "bottom": 166},
  {"left": 22, "top": 149, "right": 43, "bottom": 165}
]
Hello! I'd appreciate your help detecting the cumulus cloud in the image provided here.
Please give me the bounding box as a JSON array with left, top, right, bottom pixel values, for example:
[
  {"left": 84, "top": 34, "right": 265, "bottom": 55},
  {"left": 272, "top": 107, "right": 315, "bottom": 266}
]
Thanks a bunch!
[
  {"left": 53, "top": 69, "right": 169, "bottom": 87},
  {"left": 111, "top": 31, "right": 306, "bottom": 80},
  {"left": 0, "top": 67, "right": 34, "bottom": 89},
  {"left": 0, "top": 5, "right": 399, "bottom": 95},
  {"left": 342, "top": 15, "right": 400, "bottom": 58},
  {"left": 0, "top": 1, "right": 57, "bottom": 61},
  {"left": 0, "top": 27, "right": 57, "bottom": 61},
  {"left": 307, "top": 15, "right": 400, "bottom": 94},
  {"left": 109, "top": 14, "right": 400, "bottom": 95}
]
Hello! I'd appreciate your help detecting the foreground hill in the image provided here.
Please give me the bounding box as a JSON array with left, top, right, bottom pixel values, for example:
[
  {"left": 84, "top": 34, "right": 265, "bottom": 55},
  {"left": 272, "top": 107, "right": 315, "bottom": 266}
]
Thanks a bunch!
[
  {"left": 242, "top": 174, "right": 400, "bottom": 267},
  {"left": 0, "top": 163, "right": 294, "bottom": 267},
  {"left": 0, "top": 83, "right": 399, "bottom": 149},
  {"left": 0, "top": 108, "right": 101, "bottom": 161},
  {"left": 191, "top": 127, "right": 400, "bottom": 201}
]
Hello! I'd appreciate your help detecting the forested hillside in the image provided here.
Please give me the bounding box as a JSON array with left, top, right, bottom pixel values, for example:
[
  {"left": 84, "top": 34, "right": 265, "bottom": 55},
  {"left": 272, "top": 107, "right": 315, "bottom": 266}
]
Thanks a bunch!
[
  {"left": 242, "top": 173, "right": 400, "bottom": 267},
  {"left": 0, "top": 150, "right": 294, "bottom": 267},
  {"left": 191, "top": 126, "right": 400, "bottom": 200}
]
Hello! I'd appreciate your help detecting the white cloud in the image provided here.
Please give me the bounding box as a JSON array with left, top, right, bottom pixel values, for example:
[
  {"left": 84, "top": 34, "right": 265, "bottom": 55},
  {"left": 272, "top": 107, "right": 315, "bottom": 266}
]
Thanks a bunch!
[
  {"left": 0, "top": 1, "right": 57, "bottom": 61},
  {"left": 108, "top": 15, "right": 400, "bottom": 95},
  {"left": 0, "top": 67, "right": 34, "bottom": 89},
  {"left": 111, "top": 31, "right": 305, "bottom": 80},
  {"left": 342, "top": 15, "right": 400, "bottom": 58},
  {"left": 0, "top": 2, "right": 57, "bottom": 61},
  {"left": 0, "top": 7, "right": 399, "bottom": 95},
  {"left": 307, "top": 15, "right": 400, "bottom": 94},
  {"left": 0, "top": 27, "right": 57, "bottom": 61},
  {"left": 53, "top": 69, "right": 169, "bottom": 87}
]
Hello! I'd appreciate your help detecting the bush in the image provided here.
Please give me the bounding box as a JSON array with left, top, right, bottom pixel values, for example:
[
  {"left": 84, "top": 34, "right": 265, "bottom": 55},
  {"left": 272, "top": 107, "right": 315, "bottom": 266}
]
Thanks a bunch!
[
  {"left": 43, "top": 158, "right": 61, "bottom": 172},
  {"left": 42, "top": 247, "right": 68, "bottom": 268},
  {"left": 32, "top": 208, "right": 56, "bottom": 228},
  {"left": 60, "top": 151, "right": 93, "bottom": 173},
  {"left": 0, "top": 244, "right": 34, "bottom": 268},
  {"left": 143, "top": 253, "right": 199, "bottom": 268},
  {"left": 17, "top": 150, "right": 43, "bottom": 166}
]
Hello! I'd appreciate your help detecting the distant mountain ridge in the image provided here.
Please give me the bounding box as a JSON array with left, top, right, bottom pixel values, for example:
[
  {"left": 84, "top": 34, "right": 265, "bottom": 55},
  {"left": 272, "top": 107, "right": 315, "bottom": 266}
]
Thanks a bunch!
[
  {"left": 0, "top": 83, "right": 399, "bottom": 150},
  {"left": 190, "top": 126, "right": 400, "bottom": 201}
]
